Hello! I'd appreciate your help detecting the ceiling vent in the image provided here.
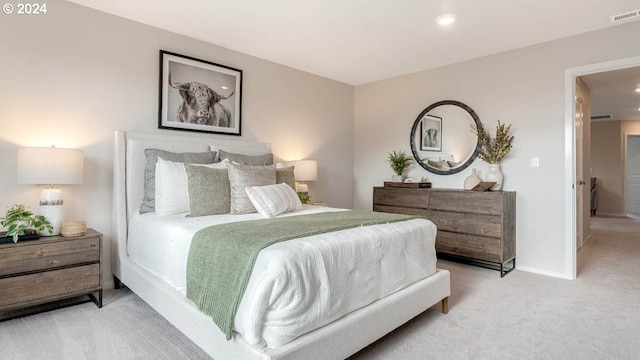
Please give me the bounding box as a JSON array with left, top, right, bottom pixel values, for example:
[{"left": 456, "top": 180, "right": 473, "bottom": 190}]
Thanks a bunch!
[
  {"left": 591, "top": 114, "right": 613, "bottom": 120},
  {"left": 610, "top": 9, "right": 640, "bottom": 23}
]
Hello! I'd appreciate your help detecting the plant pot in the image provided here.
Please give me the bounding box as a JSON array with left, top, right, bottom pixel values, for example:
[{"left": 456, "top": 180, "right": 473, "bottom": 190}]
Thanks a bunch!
[
  {"left": 391, "top": 174, "right": 406, "bottom": 183},
  {"left": 486, "top": 164, "right": 504, "bottom": 190}
]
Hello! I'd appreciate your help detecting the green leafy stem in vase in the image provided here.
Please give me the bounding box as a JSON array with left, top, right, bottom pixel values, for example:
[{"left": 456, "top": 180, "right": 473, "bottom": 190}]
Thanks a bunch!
[{"left": 0, "top": 204, "right": 53, "bottom": 243}]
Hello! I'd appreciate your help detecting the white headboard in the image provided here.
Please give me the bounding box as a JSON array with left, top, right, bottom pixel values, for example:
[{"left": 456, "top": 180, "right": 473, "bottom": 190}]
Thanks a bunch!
[{"left": 112, "top": 130, "right": 271, "bottom": 278}]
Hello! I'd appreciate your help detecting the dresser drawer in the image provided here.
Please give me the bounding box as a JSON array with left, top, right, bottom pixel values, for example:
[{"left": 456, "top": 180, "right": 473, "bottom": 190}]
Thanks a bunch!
[
  {"left": 373, "top": 187, "right": 429, "bottom": 209},
  {"left": 0, "top": 263, "right": 100, "bottom": 308},
  {"left": 429, "top": 191, "right": 503, "bottom": 215},
  {"left": 0, "top": 237, "right": 100, "bottom": 277},
  {"left": 429, "top": 210, "right": 502, "bottom": 238},
  {"left": 436, "top": 231, "right": 502, "bottom": 263}
]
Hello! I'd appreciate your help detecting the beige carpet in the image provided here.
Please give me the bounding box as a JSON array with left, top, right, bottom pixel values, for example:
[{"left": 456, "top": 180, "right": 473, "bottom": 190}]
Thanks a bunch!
[{"left": 1, "top": 215, "right": 638, "bottom": 360}]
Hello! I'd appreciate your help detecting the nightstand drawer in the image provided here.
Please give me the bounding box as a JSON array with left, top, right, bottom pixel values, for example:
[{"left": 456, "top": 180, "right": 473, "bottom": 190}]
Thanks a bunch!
[
  {"left": 0, "top": 237, "right": 99, "bottom": 277},
  {"left": 0, "top": 263, "right": 100, "bottom": 308}
]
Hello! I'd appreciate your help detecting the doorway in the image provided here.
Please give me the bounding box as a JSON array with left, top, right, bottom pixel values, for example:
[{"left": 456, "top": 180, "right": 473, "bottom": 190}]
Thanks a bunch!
[{"left": 565, "top": 55, "right": 640, "bottom": 279}]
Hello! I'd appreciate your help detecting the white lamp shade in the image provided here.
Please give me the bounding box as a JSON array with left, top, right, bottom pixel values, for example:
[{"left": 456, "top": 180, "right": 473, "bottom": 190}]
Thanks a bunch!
[
  {"left": 17, "top": 147, "right": 84, "bottom": 185},
  {"left": 288, "top": 160, "right": 317, "bottom": 182}
]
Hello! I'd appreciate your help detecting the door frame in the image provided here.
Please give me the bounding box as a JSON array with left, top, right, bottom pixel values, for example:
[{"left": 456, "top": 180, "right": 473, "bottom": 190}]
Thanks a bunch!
[{"left": 564, "top": 55, "right": 640, "bottom": 279}]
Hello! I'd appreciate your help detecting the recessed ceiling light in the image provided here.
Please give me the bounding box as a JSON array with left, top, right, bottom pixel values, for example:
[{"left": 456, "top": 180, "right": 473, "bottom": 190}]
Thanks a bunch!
[
  {"left": 221, "top": 86, "right": 228, "bottom": 90},
  {"left": 635, "top": 87, "right": 640, "bottom": 92},
  {"left": 437, "top": 14, "right": 456, "bottom": 26}
]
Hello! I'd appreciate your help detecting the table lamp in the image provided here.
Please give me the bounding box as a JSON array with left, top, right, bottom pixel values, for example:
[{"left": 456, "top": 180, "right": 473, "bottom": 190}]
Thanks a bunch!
[
  {"left": 287, "top": 160, "right": 317, "bottom": 198},
  {"left": 17, "top": 146, "right": 84, "bottom": 236}
]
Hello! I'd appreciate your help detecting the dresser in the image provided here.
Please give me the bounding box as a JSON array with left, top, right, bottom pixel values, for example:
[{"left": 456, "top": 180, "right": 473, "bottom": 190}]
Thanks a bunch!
[
  {"left": 373, "top": 187, "right": 516, "bottom": 276},
  {"left": 0, "top": 229, "right": 102, "bottom": 320}
]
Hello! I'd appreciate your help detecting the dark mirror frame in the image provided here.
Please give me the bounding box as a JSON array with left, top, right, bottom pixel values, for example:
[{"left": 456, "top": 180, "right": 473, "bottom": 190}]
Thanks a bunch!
[{"left": 410, "top": 100, "right": 482, "bottom": 175}]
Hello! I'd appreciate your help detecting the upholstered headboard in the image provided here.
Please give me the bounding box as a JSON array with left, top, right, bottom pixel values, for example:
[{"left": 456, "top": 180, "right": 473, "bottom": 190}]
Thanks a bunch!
[{"left": 112, "top": 130, "right": 271, "bottom": 279}]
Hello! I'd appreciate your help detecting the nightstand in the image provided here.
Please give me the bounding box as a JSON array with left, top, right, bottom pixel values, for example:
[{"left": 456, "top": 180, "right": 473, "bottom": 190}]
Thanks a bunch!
[
  {"left": 0, "top": 228, "right": 102, "bottom": 320},
  {"left": 308, "top": 201, "right": 327, "bottom": 206}
]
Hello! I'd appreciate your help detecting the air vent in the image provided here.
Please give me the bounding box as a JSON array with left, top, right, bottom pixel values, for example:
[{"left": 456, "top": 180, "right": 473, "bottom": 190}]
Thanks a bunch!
[
  {"left": 591, "top": 114, "right": 612, "bottom": 120},
  {"left": 610, "top": 9, "right": 640, "bottom": 23}
]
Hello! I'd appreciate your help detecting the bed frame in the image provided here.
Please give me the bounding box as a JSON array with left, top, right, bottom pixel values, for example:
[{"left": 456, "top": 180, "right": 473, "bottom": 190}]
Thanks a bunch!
[{"left": 112, "top": 130, "right": 450, "bottom": 360}]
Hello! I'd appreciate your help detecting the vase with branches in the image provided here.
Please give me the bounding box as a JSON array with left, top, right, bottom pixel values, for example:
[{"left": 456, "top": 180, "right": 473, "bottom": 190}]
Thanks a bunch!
[{"left": 470, "top": 121, "right": 514, "bottom": 190}]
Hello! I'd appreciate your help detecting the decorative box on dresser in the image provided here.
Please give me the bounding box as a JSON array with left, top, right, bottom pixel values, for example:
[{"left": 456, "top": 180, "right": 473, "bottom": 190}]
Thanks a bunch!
[
  {"left": 0, "top": 228, "right": 102, "bottom": 320},
  {"left": 373, "top": 187, "right": 516, "bottom": 276}
]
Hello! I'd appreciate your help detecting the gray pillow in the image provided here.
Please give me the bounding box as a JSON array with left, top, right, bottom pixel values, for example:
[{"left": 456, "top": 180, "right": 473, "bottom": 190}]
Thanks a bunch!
[
  {"left": 276, "top": 166, "right": 296, "bottom": 191},
  {"left": 227, "top": 163, "right": 276, "bottom": 214},
  {"left": 141, "top": 149, "right": 216, "bottom": 214},
  {"left": 218, "top": 149, "right": 273, "bottom": 166},
  {"left": 184, "top": 165, "right": 230, "bottom": 216}
]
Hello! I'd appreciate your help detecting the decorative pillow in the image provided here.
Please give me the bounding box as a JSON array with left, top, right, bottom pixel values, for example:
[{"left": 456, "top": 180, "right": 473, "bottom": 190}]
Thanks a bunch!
[
  {"left": 155, "top": 158, "right": 228, "bottom": 216},
  {"left": 185, "top": 164, "right": 231, "bottom": 216},
  {"left": 218, "top": 149, "right": 273, "bottom": 166},
  {"left": 141, "top": 149, "right": 216, "bottom": 214},
  {"left": 275, "top": 166, "right": 296, "bottom": 190},
  {"left": 227, "top": 163, "right": 276, "bottom": 214},
  {"left": 426, "top": 159, "right": 441, "bottom": 169},
  {"left": 246, "top": 183, "right": 302, "bottom": 218}
]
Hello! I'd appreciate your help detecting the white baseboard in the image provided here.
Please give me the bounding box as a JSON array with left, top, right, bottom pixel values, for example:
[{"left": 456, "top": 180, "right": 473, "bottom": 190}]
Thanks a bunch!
[{"left": 516, "top": 265, "right": 574, "bottom": 280}]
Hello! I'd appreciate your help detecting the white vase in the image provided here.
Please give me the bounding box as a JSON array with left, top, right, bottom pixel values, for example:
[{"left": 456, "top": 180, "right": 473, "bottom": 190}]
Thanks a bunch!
[
  {"left": 486, "top": 164, "right": 503, "bottom": 190},
  {"left": 463, "top": 168, "right": 482, "bottom": 190}
]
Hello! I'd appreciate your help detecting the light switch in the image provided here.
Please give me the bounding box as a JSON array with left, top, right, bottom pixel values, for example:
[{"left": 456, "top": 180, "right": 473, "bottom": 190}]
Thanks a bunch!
[{"left": 530, "top": 157, "right": 540, "bottom": 169}]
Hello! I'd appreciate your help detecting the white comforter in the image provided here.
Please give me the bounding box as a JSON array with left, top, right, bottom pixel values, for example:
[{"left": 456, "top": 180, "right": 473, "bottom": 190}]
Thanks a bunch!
[{"left": 128, "top": 206, "right": 437, "bottom": 348}]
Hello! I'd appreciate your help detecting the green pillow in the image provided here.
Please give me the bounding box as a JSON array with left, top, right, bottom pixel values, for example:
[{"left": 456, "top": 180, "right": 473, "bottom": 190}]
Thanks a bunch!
[
  {"left": 227, "top": 163, "right": 276, "bottom": 214},
  {"left": 141, "top": 149, "right": 216, "bottom": 214},
  {"left": 184, "top": 165, "right": 230, "bottom": 216},
  {"left": 218, "top": 150, "right": 273, "bottom": 166},
  {"left": 276, "top": 166, "right": 296, "bottom": 190}
]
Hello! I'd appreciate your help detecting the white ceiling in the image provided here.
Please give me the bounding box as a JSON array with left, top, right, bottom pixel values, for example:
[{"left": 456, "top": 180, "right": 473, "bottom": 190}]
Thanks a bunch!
[
  {"left": 67, "top": 0, "right": 640, "bottom": 120},
  {"left": 582, "top": 67, "right": 640, "bottom": 121}
]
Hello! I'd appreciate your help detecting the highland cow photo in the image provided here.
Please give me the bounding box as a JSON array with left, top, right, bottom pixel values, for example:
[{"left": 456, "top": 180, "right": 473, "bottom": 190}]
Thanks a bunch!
[
  {"left": 159, "top": 50, "right": 242, "bottom": 135},
  {"left": 421, "top": 114, "right": 442, "bottom": 151}
]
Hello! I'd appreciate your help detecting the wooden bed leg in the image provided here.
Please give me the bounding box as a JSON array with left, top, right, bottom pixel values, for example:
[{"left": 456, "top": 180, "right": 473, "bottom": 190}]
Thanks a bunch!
[
  {"left": 113, "top": 275, "right": 121, "bottom": 289},
  {"left": 441, "top": 297, "right": 449, "bottom": 314}
]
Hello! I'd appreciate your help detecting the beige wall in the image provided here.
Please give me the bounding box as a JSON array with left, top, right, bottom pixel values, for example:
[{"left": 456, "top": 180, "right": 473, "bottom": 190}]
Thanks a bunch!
[
  {"left": 591, "top": 121, "right": 624, "bottom": 215},
  {"left": 0, "top": 0, "right": 354, "bottom": 287},
  {"left": 591, "top": 120, "right": 640, "bottom": 216},
  {"left": 354, "top": 21, "right": 640, "bottom": 277}
]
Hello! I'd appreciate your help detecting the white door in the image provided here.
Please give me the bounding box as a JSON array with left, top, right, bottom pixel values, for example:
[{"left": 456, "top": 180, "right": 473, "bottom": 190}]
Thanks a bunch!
[
  {"left": 627, "top": 135, "right": 640, "bottom": 215},
  {"left": 575, "top": 98, "right": 584, "bottom": 250}
]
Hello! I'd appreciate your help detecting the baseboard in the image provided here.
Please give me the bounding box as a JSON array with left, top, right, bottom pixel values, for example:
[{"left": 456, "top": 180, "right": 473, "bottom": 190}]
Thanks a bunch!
[
  {"left": 516, "top": 265, "right": 574, "bottom": 280},
  {"left": 594, "top": 212, "right": 627, "bottom": 217}
]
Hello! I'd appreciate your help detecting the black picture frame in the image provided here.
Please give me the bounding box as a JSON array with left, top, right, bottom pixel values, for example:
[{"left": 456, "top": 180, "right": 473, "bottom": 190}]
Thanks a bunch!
[
  {"left": 159, "top": 50, "right": 242, "bottom": 135},
  {"left": 420, "top": 114, "right": 442, "bottom": 151}
]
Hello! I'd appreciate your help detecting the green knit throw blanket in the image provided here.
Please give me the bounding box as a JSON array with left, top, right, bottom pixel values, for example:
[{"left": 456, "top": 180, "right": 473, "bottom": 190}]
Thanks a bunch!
[{"left": 186, "top": 210, "right": 417, "bottom": 340}]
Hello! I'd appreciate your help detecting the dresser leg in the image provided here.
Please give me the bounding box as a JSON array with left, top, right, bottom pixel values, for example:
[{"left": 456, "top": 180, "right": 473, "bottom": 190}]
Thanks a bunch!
[{"left": 88, "top": 290, "right": 103, "bottom": 308}]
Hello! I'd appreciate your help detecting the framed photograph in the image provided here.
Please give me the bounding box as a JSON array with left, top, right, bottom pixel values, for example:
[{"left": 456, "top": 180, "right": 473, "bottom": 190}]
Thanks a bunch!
[
  {"left": 421, "top": 114, "right": 442, "bottom": 151},
  {"left": 159, "top": 50, "right": 242, "bottom": 135}
]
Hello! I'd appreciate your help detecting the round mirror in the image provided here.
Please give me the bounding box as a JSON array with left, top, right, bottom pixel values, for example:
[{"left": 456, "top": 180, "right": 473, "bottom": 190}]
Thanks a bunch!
[{"left": 410, "top": 100, "right": 482, "bottom": 175}]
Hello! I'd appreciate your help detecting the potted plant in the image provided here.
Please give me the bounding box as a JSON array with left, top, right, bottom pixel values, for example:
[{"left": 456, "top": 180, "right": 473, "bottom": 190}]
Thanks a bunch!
[
  {"left": 470, "top": 120, "right": 514, "bottom": 190},
  {"left": 387, "top": 150, "right": 414, "bottom": 182},
  {"left": 0, "top": 204, "right": 53, "bottom": 243}
]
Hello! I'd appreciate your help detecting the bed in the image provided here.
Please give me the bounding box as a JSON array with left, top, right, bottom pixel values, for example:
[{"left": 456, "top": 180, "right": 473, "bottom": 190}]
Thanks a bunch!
[{"left": 112, "top": 130, "right": 450, "bottom": 360}]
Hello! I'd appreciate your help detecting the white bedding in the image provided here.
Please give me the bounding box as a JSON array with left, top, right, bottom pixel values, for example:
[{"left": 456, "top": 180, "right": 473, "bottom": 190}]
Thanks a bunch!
[{"left": 128, "top": 205, "right": 437, "bottom": 349}]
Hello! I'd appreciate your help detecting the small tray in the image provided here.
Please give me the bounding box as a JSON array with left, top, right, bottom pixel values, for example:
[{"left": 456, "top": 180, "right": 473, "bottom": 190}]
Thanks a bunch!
[{"left": 383, "top": 182, "right": 432, "bottom": 188}]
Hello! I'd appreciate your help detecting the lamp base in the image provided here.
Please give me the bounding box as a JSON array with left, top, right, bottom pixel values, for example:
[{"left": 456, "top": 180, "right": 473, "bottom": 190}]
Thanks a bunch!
[{"left": 40, "top": 187, "right": 63, "bottom": 236}]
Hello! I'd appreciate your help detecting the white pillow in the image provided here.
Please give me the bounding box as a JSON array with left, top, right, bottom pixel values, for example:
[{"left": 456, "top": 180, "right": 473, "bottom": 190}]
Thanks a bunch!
[
  {"left": 155, "top": 158, "right": 229, "bottom": 216},
  {"left": 245, "top": 183, "right": 302, "bottom": 218}
]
